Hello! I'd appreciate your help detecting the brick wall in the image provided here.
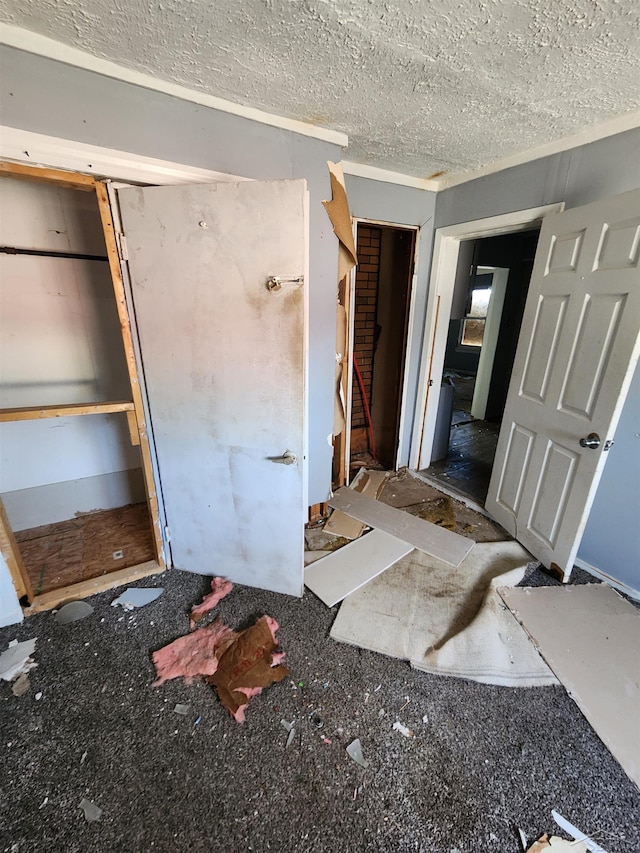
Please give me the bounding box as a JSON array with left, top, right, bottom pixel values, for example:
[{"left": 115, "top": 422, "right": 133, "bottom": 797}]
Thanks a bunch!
[{"left": 352, "top": 226, "right": 381, "bottom": 430}]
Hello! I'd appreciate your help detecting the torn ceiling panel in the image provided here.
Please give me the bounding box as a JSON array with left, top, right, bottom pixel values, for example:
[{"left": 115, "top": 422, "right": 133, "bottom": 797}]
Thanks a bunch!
[{"left": 1, "top": 1, "right": 639, "bottom": 179}]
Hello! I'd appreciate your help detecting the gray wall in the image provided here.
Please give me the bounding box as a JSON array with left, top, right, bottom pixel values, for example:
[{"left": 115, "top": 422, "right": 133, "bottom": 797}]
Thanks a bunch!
[
  {"left": 0, "top": 45, "right": 342, "bottom": 505},
  {"left": 345, "top": 176, "right": 437, "bottom": 464},
  {"left": 435, "top": 128, "right": 640, "bottom": 591}
]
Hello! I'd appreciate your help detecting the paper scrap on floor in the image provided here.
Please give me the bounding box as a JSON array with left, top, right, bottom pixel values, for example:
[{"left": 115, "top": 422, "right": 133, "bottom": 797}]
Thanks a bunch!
[
  {"left": 111, "top": 587, "right": 164, "bottom": 610},
  {"left": 500, "top": 583, "right": 640, "bottom": 788},
  {"left": 153, "top": 615, "right": 289, "bottom": 722},
  {"left": 331, "top": 541, "right": 557, "bottom": 687}
]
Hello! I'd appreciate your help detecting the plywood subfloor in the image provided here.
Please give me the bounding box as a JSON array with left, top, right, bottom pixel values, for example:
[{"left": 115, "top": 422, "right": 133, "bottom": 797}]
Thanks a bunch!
[{"left": 15, "top": 503, "right": 155, "bottom": 595}]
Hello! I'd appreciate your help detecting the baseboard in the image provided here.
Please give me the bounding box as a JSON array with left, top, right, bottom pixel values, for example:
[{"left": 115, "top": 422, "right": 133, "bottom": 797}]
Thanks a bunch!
[
  {"left": 3, "top": 468, "right": 146, "bottom": 531},
  {"left": 574, "top": 558, "right": 640, "bottom": 602}
]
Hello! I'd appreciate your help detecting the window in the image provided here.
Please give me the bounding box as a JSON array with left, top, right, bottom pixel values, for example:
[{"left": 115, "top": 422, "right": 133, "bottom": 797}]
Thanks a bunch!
[{"left": 460, "top": 285, "right": 491, "bottom": 347}]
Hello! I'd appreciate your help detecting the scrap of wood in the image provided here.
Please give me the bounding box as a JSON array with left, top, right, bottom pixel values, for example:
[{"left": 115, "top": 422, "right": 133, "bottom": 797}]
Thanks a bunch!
[
  {"left": 500, "top": 584, "right": 640, "bottom": 788},
  {"left": 328, "top": 487, "right": 473, "bottom": 566},
  {"left": 304, "top": 528, "right": 413, "bottom": 607},
  {"left": 324, "top": 469, "right": 389, "bottom": 539}
]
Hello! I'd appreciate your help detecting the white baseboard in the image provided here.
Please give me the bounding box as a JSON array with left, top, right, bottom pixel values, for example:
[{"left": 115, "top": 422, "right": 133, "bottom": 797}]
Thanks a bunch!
[{"left": 574, "top": 558, "right": 640, "bottom": 602}]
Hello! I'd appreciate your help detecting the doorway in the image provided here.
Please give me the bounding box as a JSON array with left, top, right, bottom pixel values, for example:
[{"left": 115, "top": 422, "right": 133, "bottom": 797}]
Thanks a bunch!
[
  {"left": 424, "top": 229, "right": 541, "bottom": 504},
  {"left": 349, "top": 222, "right": 416, "bottom": 473}
]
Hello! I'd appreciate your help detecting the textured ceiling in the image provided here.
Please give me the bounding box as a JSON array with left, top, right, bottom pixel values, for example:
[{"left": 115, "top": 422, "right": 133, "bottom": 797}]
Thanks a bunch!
[{"left": 1, "top": 0, "right": 639, "bottom": 179}]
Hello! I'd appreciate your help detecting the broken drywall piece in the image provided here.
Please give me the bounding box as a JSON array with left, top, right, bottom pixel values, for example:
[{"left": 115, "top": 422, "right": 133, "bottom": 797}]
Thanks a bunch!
[
  {"left": 322, "top": 162, "right": 358, "bottom": 286},
  {"left": 324, "top": 469, "right": 389, "bottom": 540},
  {"left": 55, "top": 601, "right": 94, "bottom": 624},
  {"left": 304, "top": 528, "right": 413, "bottom": 607},
  {"left": 526, "top": 835, "right": 586, "bottom": 853},
  {"left": 190, "top": 577, "right": 233, "bottom": 626},
  {"left": 500, "top": 584, "right": 640, "bottom": 787},
  {"left": 392, "top": 721, "right": 413, "bottom": 738},
  {"left": 173, "top": 703, "right": 189, "bottom": 716},
  {"left": 346, "top": 738, "right": 369, "bottom": 769},
  {"left": 0, "top": 638, "right": 37, "bottom": 681},
  {"left": 328, "top": 487, "right": 473, "bottom": 566},
  {"left": 552, "top": 810, "right": 609, "bottom": 853},
  {"left": 79, "top": 798, "right": 102, "bottom": 822},
  {"left": 281, "top": 719, "right": 295, "bottom": 733},
  {"left": 111, "top": 587, "right": 164, "bottom": 610},
  {"left": 285, "top": 728, "right": 296, "bottom": 748}
]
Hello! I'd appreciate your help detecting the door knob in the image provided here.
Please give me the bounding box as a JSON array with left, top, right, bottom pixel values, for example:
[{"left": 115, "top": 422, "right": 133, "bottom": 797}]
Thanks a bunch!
[
  {"left": 268, "top": 450, "right": 297, "bottom": 465},
  {"left": 579, "top": 433, "right": 601, "bottom": 449}
]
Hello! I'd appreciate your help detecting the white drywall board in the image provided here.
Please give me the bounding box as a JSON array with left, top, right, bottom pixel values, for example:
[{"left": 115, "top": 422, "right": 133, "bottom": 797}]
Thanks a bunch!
[
  {"left": 304, "top": 529, "right": 413, "bottom": 607},
  {"left": 500, "top": 584, "right": 640, "bottom": 788},
  {"left": 0, "top": 175, "right": 107, "bottom": 254},
  {"left": 328, "top": 488, "right": 473, "bottom": 566}
]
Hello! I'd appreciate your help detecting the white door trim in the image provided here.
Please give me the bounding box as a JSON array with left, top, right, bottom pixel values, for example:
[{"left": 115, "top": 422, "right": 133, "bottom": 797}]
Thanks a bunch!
[
  {"left": 409, "top": 203, "right": 565, "bottom": 471},
  {"left": 0, "top": 126, "right": 250, "bottom": 185},
  {"left": 346, "top": 218, "right": 420, "bottom": 478}
]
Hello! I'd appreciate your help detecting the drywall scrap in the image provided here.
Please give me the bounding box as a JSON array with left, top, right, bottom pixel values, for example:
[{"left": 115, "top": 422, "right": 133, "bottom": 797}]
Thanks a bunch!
[
  {"left": 54, "top": 601, "right": 94, "bottom": 624},
  {"left": 500, "top": 583, "right": 640, "bottom": 788},
  {"left": 190, "top": 576, "right": 233, "bottom": 626},
  {"left": 111, "top": 587, "right": 163, "bottom": 610},
  {"left": 328, "top": 487, "right": 473, "bottom": 566},
  {"left": 304, "top": 528, "right": 413, "bottom": 607},
  {"left": 152, "top": 615, "right": 289, "bottom": 723},
  {"left": 0, "top": 637, "right": 37, "bottom": 681},
  {"left": 552, "top": 810, "right": 609, "bottom": 853},
  {"left": 324, "top": 468, "right": 388, "bottom": 539}
]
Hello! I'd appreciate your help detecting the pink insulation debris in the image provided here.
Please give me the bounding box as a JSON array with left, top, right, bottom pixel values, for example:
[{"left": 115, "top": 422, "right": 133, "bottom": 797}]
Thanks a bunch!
[
  {"left": 152, "top": 618, "right": 237, "bottom": 686},
  {"left": 190, "top": 577, "right": 233, "bottom": 626}
]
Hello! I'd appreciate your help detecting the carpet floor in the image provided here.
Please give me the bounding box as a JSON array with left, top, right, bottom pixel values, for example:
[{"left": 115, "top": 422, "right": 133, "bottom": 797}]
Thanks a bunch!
[{"left": 1, "top": 568, "right": 638, "bottom": 853}]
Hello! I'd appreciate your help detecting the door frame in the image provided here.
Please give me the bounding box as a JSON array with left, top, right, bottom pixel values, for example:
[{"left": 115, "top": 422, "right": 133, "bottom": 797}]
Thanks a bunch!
[
  {"left": 343, "top": 217, "right": 420, "bottom": 481},
  {"left": 0, "top": 130, "right": 249, "bottom": 613},
  {"left": 409, "top": 203, "right": 564, "bottom": 472}
]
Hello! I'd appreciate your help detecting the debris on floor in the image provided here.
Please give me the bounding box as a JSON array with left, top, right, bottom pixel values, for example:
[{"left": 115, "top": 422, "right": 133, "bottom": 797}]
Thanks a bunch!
[
  {"left": 526, "top": 835, "right": 586, "bottom": 853},
  {"left": 0, "top": 638, "right": 37, "bottom": 682},
  {"left": 552, "top": 809, "right": 609, "bottom": 853},
  {"left": 111, "top": 587, "right": 164, "bottom": 610},
  {"left": 173, "top": 703, "right": 190, "bottom": 715},
  {"left": 323, "top": 468, "right": 388, "bottom": 540},
  {"left": 153, "top": 615, "right": 289, "bottom": 723},
  {"left": 404, "top": 494, "right": 457, "bottom": 531},
  {"left": 54, "top": 600, "right": 94, "bottom": 624},
  {"left": 392, "top": 721, "right": 413, "bottom": 738},
  {"left": 11, "top": 672, "right": 30, "bottom": 697},
  {"left": 190, "top": 576, "right": 233, "bottom": 626},
  {"left": 78, "top": 798, "right": 102, "bottom": 822},
  {"left": 346, "top": 738, "right": 369, "bottom": 768}
]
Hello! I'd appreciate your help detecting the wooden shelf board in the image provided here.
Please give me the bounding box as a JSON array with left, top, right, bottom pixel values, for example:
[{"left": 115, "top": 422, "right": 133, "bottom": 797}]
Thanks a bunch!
[{"left": 0, "top": 401, "right": 135, "bottom": 422}]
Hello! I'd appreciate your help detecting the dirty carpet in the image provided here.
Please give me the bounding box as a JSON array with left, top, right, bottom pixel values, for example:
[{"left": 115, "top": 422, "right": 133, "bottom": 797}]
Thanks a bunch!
[{"left": 1, "top": 568, "right": 638, "bottom": 853}]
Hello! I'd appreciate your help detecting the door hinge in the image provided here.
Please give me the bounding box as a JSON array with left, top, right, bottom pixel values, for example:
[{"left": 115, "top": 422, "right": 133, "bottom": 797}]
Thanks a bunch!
[
  {"left": 116, "top": 233, "right": 129, "bottom": 261},
  {"left": 164, "top": 526, "right": 172, "bottom": 543}
]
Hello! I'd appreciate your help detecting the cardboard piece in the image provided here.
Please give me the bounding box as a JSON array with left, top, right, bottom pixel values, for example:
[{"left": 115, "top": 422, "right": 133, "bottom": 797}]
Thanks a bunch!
[
  {"left": 208, "top": 615, "right": 289, "bottom": 722},
  {"left": 324, "top": 469, "right": 389, "bottom": 539},
  {"left": 500, "top": 583, "right": 640, "bottom": 788},
  {"left": 190, "top": 576, "right": 233, "bottom": 626},
  {"left": 322, "top": 161, "right": 358, "bottom": 284},
  {"left": 328, "top": 487, "right": 473, "bottom": 566}
]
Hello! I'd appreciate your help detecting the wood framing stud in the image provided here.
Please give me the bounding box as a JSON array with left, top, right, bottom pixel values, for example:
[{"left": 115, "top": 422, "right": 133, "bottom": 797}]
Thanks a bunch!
[
  {"left": 0, "top": 497, "right": 34, "bottom": 602},
  {"left": 0, "top": 160, "right": 96, "bottom": 191},
  {"left": 308, "top": 502, "right": 329, "bottom": 525},
  {"left": 0, "top": 401, "right": 135, "bottom": 422}
]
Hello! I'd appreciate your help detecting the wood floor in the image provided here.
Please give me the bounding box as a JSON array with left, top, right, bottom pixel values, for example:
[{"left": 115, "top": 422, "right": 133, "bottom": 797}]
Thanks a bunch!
[
  {"left": 424, "top": 415, "right": 500, "bottom": 504},
  {"left": 15, "top": 503, "right": 155, "bottom": 595}
]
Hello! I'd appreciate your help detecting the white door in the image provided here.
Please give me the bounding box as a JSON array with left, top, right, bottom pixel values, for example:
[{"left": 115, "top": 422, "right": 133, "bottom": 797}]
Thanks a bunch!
[
  {"left": 117, "top": 180, "right": 308, "bottom": 596},
  {"left": 486, "top": 189, "right": 640, "bottom": 578}
]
